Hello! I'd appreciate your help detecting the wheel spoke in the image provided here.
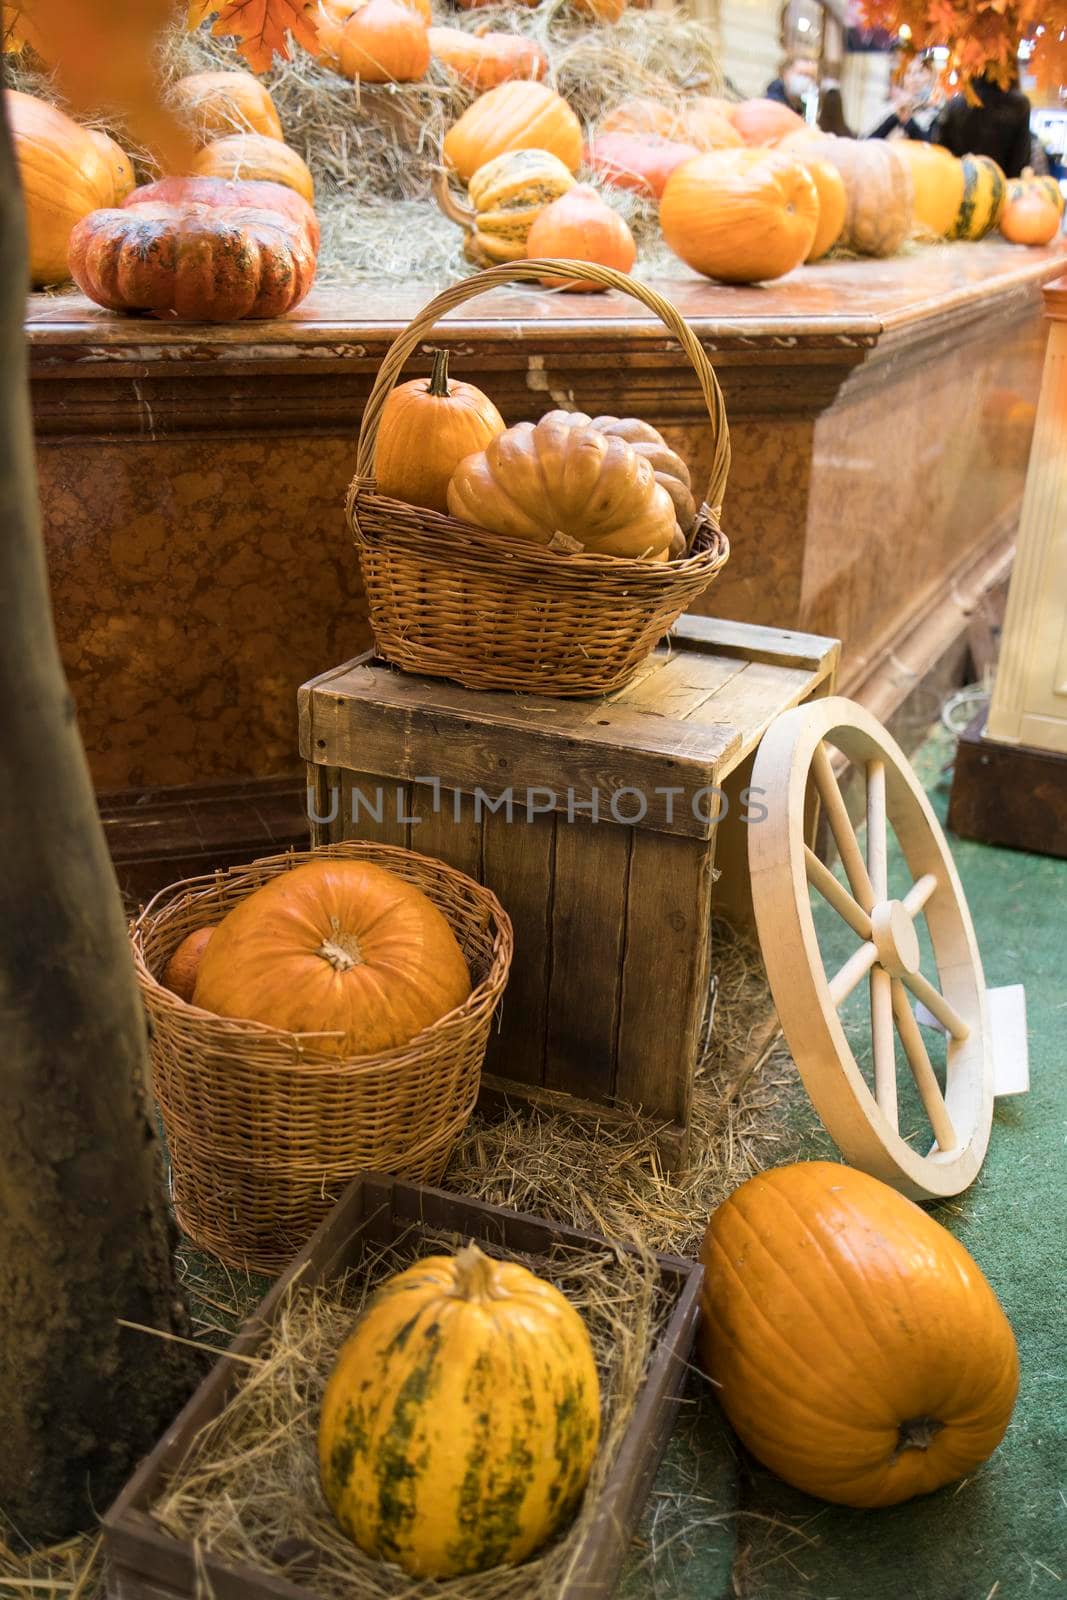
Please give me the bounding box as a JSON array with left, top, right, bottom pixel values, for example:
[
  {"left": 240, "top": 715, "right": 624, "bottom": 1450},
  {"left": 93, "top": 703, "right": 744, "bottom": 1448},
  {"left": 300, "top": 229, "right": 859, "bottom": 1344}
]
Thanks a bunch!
[
  {"left": 870, "top": 965, "right": 898, "bottom": 1127},
  {"left": 866, "top": 758, "right": 889, "bottom": 900},
  {"left": 811, "top": 742, "right": 876, "bottom": 912},
  {"left": 828, "top": 940, "right": 879, "bottom": 1007},
  {"left": 805, "top": 846, "right": 873, "bottom": 940},
  {"left": 901, "top": 968, "right": 970, "bottom": 1041},
  {"left": 891, "top": 979, "right": 958, "bottom": 1151},
  {"left": 903, "top": 872, "right": 938, "bottom": 916}
]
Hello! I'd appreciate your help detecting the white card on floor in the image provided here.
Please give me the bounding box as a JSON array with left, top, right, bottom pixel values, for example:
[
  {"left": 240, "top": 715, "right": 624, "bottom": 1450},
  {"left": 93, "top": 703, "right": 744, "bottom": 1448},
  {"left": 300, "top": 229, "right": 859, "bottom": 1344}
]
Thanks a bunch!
[
  {"left": 987, "top": 984, "right": 1029, "bottom": 1096},
  {"left": 914, "top": 985, "right": 1029, "bottom": 1096}
]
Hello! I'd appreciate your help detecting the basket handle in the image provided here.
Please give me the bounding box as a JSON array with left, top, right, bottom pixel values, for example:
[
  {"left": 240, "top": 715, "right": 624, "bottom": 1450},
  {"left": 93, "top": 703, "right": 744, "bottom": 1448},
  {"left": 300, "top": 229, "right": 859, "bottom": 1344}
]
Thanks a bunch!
[{"left": 354, "top": 259, "right": 732, "bottom": 519}]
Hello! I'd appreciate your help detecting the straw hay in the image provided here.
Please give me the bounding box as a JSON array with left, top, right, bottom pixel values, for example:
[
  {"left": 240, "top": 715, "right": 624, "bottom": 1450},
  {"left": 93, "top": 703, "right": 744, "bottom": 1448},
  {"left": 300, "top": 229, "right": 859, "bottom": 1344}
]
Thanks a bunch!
[{"left": 9, "top": 3, "right": 721, "bottom": 287}]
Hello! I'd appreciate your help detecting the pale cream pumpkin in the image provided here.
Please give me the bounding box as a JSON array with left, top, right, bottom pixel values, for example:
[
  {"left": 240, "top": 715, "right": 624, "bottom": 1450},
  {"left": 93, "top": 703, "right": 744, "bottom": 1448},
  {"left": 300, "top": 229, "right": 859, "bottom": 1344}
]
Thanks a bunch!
[{"left": 447, "top": 413, "right": 677, "bottom": 560}]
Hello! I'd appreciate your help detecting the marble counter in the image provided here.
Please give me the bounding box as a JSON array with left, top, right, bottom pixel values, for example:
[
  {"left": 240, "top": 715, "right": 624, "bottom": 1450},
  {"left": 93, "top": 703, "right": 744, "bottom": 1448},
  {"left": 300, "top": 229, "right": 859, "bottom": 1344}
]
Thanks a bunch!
[{"left": 26, "top": 239, "right": 1066, "bottom": 812}]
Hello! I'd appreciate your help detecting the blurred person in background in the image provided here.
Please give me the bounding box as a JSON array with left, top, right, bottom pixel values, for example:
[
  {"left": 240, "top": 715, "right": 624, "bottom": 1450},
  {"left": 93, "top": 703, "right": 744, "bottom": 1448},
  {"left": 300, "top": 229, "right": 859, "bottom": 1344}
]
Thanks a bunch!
[
  {"left": 935, "top": 73, "right": 1032, "bottom": 176},
  {"left": 818, "top": 78, "right": 855, "bottom": 136},
  {"left": 766, "top": 55, "right": 818, "bottom": 115},
  {"left": 868, "top": 54, "right": 939, "bottom": 139}
]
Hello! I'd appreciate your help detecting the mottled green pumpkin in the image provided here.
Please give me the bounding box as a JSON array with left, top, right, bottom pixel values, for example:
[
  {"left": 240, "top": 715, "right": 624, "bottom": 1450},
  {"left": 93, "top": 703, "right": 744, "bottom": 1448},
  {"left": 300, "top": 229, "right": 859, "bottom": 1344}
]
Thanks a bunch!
[
  {"left": 318, "top": 1243, "right": 601, "bottom": 1578},
  {"left": 951, "top": 153, "right": 1006, "bottom": 240},
  {"left": 440, "top": 147, "right": 576, "bottom": 263}
]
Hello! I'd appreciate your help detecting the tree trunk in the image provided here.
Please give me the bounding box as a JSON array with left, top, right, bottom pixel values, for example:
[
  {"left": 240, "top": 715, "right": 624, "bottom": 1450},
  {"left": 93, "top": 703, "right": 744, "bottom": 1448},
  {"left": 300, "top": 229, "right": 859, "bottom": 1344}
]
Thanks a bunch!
[{"left": 0, "top": 82, "right": 196, "bottom": 1542}]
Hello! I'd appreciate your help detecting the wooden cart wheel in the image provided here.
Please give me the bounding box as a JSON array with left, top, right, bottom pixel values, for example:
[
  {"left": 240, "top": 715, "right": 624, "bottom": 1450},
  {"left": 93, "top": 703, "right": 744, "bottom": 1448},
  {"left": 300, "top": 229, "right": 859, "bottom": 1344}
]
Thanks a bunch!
[{"left": 749, "top": 696, "right": 993, "bottom": 1200}]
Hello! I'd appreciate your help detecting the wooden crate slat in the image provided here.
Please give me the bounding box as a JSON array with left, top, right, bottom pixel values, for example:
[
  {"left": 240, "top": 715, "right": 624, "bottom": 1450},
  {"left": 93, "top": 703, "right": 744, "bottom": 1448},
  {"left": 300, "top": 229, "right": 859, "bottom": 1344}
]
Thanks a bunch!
[
  {"left": 337, "top": 768, "right": 412, "bottom": 849},
  {"left": 672, "top": 614, "right": 840, "bottom": 673},
  {"left": 612, "top": 648, "right": 749, "bottom": 720},
  {"left": 544, "top": 819, "right": 631, "bottom": 1099},
  {"left": 408, "top": 781, "right": 483, "bottom": 879},
  {"left": 482, "top": 806, "right": 555, "bottom": 1088},
  {"left": 614, "top": 831, "right": 716, "bottom": 1135},
  {"left": 684, "top": 659, "right": 818, "bottom": 750}
]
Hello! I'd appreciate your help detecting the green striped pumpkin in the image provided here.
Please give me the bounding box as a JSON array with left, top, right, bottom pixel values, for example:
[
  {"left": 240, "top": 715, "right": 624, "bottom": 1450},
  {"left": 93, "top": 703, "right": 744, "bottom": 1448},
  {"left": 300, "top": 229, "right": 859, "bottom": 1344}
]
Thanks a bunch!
[
  {"left": 464, "top": 147, "right": 576, "bottom": 263},
  {"left": 952, "top": 154, "right": 1007, "bottom": 240},
  {"left": 318, "top": 1243, "right": 601, "bottom": 1578}
]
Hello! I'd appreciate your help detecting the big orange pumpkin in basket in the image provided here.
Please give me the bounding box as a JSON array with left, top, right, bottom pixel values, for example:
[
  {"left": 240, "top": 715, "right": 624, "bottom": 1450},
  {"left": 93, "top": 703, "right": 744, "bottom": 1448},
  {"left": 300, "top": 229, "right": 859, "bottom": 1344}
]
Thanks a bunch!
[
  {"left": 193, "top": 859, "right": 471, "bottom": 1055},
  {"left": 443, "top": 81, "right": 582, "bottom": 183},
  {"left": 374, "top": 348, "right": 505, "bottom": 512},
  {"left": 700, "top": 1162, "right": 1020, "bottom": 1508},
  {"left": 660, "top": 149, "right": 818, "bottom": 283},
  {"left": 447, "top": 412, "right": 677, "bottom": 559}
]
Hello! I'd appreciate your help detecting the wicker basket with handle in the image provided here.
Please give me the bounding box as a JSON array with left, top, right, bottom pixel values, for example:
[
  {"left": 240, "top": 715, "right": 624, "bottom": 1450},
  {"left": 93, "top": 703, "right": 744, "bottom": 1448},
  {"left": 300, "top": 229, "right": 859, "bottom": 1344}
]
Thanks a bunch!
[
  {"left": 131, "top": 842, "right": 513, "bottom": 1272},
  {"left": 348, "top": 259, "right": 731, "bottom": 697}
]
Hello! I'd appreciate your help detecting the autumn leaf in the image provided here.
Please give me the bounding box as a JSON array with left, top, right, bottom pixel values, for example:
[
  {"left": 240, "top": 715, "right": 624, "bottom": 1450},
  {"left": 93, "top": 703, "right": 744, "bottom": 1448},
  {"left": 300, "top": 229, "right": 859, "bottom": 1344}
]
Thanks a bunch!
[{"left": 189, "top": 0, "right": 320, "bottom": 70}]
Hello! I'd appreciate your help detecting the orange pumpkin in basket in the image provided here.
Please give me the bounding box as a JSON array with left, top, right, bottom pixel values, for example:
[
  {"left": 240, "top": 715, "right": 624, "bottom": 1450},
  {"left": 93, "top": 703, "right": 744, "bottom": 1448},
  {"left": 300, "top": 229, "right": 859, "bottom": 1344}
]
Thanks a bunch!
[
  {"left": 660, "top": 148, "right": 818, "bottom": 283},
  {"left": 163, "top": 926, "right": 215, "bottom": 1003},
  {"left": 443, "top": 81, "right": 582, "bottom": 182},
  {"left": 446, "top": 412, "right": 677, "bottom": 559},
  {"left": 524, "top": 186, "right": 636, "bottom": 287},
  {"left": 192, "top": 859, "right": 471, "bottom": 1055},
  {"left": 374, "top": 348, "right": 505, "bottom": 512}
]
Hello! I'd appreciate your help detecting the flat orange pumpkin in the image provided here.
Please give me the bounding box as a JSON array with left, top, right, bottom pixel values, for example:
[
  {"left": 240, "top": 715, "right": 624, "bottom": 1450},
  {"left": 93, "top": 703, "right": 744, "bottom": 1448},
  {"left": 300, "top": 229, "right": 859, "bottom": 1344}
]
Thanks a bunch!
[
  {"left": 192, "top": 860, "right": 471, "bottom": 1055},
  {"left": 699, "top": 1161, "right": 1020, "bottom": 1508}
]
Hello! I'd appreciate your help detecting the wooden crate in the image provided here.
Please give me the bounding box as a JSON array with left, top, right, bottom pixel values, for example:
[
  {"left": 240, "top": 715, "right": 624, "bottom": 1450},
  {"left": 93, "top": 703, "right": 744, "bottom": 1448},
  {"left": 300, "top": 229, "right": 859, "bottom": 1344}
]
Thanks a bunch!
[
  {"left": 300, "top": 616, "right": 839, "bottom": 1163},
  {"left": 103, "top": 1174, "right": 703, "bottom": 1600}
]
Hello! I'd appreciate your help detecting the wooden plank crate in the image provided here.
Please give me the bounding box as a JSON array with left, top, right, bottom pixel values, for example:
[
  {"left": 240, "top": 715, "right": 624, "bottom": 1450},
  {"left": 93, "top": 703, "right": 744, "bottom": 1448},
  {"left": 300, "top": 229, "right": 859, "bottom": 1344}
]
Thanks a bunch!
[
  {"left": 104, "top": 1175, "right": 703, "bottom": 1600},
  {"left": 300, "top": 616, "right": 839, "bottom": 1164}
]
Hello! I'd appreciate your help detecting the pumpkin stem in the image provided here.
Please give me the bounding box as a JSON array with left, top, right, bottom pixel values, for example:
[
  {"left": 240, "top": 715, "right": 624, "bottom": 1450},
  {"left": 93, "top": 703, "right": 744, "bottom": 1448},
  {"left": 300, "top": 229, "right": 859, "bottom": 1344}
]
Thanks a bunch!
[
  {"left": 317, "top": 918, "right": 364, "bottom": 972},
  {"left": 451, "top": 1242, "right": 498, "bottom": 1300},
  {"left": 427, "top": 348, "right": 451, "bottom": 398},
  {"left": 893, "top": 1416, "right": 945, "bottom": 1459}
]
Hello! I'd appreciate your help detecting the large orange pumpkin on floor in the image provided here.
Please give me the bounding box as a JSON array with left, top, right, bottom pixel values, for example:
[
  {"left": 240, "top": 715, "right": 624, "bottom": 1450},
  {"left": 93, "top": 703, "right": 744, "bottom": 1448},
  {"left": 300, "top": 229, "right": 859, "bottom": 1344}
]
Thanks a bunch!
[
  {"left": 443, "top": 81, "right": 582, "bottom": 182},
  {"left": 731, "top": 97, "right": 807, "bottom": 145},
  {"left": 447, "top": 413, "right": 677, "bottom": 559},
  {"left": 193, "top": 859, "right": 471, "bottom": 1054},
  {"left": 525, "top": 186, "right": 636, "bottom": 287},
  {"left": 374, "top": 348, "right": 505, "bottom": 511},
  {"left": 192, "top": 134, "right": 315, "bottom": 204},
  {"left": 6, "top": 90, "right": 116, "bottom": 284},
  {"left": 170, "top": 70, "right": 284, "bottom": 144},
  {"left": 699, "top": 1162, "right": 1019, "bottom": 1508},
  {"left": 660, "top": 149, "right": 818, "bottom": 283}
]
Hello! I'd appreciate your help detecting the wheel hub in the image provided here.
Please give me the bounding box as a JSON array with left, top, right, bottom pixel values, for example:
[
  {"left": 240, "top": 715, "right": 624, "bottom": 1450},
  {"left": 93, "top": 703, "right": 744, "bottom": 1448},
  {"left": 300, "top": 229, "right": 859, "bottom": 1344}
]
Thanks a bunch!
[{"left": 871, "top": 899, "right": 922, "bottom": 978}]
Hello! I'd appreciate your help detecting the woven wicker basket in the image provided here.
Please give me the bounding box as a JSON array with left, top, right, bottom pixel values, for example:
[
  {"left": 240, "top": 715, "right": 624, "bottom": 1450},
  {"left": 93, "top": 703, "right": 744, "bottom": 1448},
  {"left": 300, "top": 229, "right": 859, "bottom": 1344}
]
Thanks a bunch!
[
  {"left": 348, "top": 259, "right": 731, "bottom": 697},
  {"left": 131, "top": 842, "right": 513, "bottom": 1272}
]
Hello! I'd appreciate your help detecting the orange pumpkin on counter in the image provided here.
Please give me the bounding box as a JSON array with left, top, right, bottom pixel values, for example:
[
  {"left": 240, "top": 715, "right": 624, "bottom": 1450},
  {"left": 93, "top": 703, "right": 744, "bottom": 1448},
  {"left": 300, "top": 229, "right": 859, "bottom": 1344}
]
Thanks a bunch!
[
  {"left": 444, "top": 80, "right": 582, "bottom": 182},
  {"left": 699, "top": 1162, "right": 1019, "bottom": 1508},
  {"left": 524, "top": 186, "right": 636, "bottom": 288},
  {"left": 660, "top": 148, "right": 818, "bottom": 282},
  {"left": 192, "top": 133, "right": 315, "bottom": 204},
  {"left": 193, "top": 859, "right": 471, "bottom": 1054},
  {"left": 429, "top": 26, "right": 547, "bottom": 90},
  {"left": 730, "top": 97, "right": 807, "bottom": 145},
  {"left": 170, "top": 70, "right": 284, "bottom": 144},
  {"left": 87, "top": 128, "right": 136, "bottom": 204},
  {"left": 787, "top": 147, "right": 847, "bottom": 260},
  {"left": 6, "top": 90, "right": 117, "bottom": 283},
  {"left": 584, "top": 130, "right": 701, "bottom": 199},
  {"left": 999, "top": 169, "right": 1063, "bottom": 245}
]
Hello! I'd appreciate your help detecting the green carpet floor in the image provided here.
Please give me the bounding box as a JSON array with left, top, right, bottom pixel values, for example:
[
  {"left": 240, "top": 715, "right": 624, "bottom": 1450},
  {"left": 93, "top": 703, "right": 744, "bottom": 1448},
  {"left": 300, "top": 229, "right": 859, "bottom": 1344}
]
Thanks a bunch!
[{"left": 627, "top": 727, "right": 1066, "bottom": 1600}]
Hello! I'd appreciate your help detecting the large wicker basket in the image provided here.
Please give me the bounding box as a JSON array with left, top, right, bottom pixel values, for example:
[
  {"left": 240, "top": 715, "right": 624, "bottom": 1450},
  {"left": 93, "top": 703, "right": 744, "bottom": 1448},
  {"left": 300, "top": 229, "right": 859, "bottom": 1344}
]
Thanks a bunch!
[
  {"left": 131, "top": 843, "right": 513, "bottom": 1272},
  {"left": 348, "top": 259, "right": 731, "bottom": 697}
]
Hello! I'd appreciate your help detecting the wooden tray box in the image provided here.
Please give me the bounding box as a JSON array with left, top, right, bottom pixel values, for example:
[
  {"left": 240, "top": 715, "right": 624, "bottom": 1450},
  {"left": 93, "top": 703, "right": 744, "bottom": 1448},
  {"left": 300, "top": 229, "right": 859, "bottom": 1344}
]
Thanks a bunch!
[
  {"left": 300, "top": 616, "right": 839, "bottom": 1163},
  {"left": 103, "top": 1175, "right": 703, "bottom": 1600}
]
